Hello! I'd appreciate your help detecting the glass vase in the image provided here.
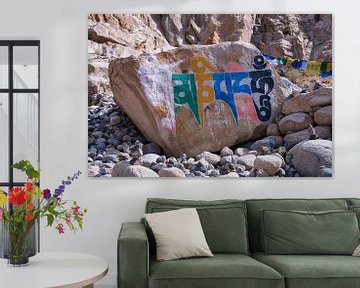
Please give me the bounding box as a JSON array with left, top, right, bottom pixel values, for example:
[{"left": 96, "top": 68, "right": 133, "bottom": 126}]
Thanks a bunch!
[{"left": 0, "top": 220, "right": 37, "bottom": 266}]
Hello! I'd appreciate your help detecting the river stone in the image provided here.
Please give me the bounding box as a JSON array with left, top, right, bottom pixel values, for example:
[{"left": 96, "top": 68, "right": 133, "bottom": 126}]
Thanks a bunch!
[
  {"left": 111, "top": 160, "right": 131, "bottom": 177},
  {"left": 278, "top": 112, "right": 314, "bottom": 135},
  {"left": 196, "top": 151, "right": 221, "bottom": 165},
  {"left": 254, "top": 155, "right": 282, "bottom": 175},
  {"left": 282, "top": 87, "right": 332, "bottom": 115},
  {"left": 143, "top": 142, "right": 162, "bottom": 155},
  {"left": 109, "top": 41, "right": 291, "bottom": 157},
  {"left": 284, "top": 126, "right": 331, "bottom": 149},
  {"left": 286, "top": 139, "right": 332, "bottom": 177},
  {"left": 219, "top": 172, "right": 239, "bottom": 177},
  {"left": 237, "top": 154, "right": 256, "bottom": 170},
  {"left": 158, "top": 167, "right": 186, "bottom": 177},
  {"left": 138, "top": 153, "right": 160, "bottom": 167},
  {"left": 123, "top": 165, "right": 159, "bottom": 177},
  {"left": 266, "top": 123, "right": 281, "bottom": 136},
  {"left": 314, "top": 106, "right": 332, "bottom": 126},
  {"left": 234, "top": 147, "right": 249, "bottom": 156}
]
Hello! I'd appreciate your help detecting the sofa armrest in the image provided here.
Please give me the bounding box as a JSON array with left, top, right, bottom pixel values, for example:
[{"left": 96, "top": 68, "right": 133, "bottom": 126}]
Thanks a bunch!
[{"left": 118, "top": 222, "right": 149, "bottom": 288}]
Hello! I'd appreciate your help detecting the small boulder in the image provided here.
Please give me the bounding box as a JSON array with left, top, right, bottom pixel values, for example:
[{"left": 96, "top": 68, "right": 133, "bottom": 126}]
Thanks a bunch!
[
  {"left": 254, "top": 155, "right": 283, "bottom": 175},
  {"left": 196, "top": 151, "right": 221, "bottom": 165},
  {"left": 111, "top": 160, "right": 131, "bottom": 177},
  {"left": 234, "top": 147, "right": 250, "bottom": 156},
  {"left": 143, "top": 142, "right": 162, "bottom": 155},
  {"left": 284, "top": 126, "right": 331, "bottom": 149},
  {"left": 282, "top": 87, "right": 332, "bottom": 115},
  {"left": 278, "top": 112, "right": 314, "bottom": 135},
  {"left": 220, "top": 147, "right": 234, "bottom": 157},
  {"left": 237, "top": 154, "right": 257, "bottom": 170},
  {"left": 251, "top": 136, "right": 283, "bottom": 152},
  {"left": 123, "top": 165, "right": 159, "bottom": 177},
  {"left": 286, "top": 139, "right": 332, "bottom": 177},
  {"left": 266, "top": 123, "right": 281, "bottom": 136},
  {"left": 158, "top": 167, "right": 186, "bottom": 177},
  {"left": 138, "top": 153, "right": 160, "bottom": 167},
  {"left": 314, "top": 106, "right": 332, "bottom": 126},
  {"left": 219, "top": 172, "right": 240, "bottom": 177}
]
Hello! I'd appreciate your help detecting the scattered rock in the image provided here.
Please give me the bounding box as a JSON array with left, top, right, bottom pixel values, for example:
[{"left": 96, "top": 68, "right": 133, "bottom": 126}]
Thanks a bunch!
[
  {"left": 111, "top": 160, "right": 131, "bottom": 177},
  {"left": 138, "top": 153, "right": 160, "bottom": 167},
  {"left": 266, "top": 123, "right": 281, "bottom": 136},
  {"left": 235, "top": 147, "right": 250, "bottom": 156},
  {"left": 237, "top": 154, "right": 256, "bottom": 170},
  {"left": 219, "top": 172, "right": 240, "bottom": 177},
  {"left": 286, "top": 140, "right": 332, "bottom": 177},
  {"left": 314, "top": 106, "right": 332, "bottom": 125},
  {"left": 278, "top": 112, "right": 314, "bottom": 135},
  {"left": 123, "top": 165, "right": 159, "bottom": 177},
  {"left": 196, "top": 151, "right": 221, "bottom": 165},
  {"left": 254, "top": 155, "right": 283, "bottom": 175},
  {"left": 284, "top": 126, "right": 331, "bottom": 149},
  {"left": 282, "top": 87, "right": 332, "bottom": 115},
  {"left": 143, "top": 142, "right": 162, "bottom": 155},
  {"left": 158, "top": 167, "right": 186, "bottom": 177},
  {"left": 220, "top": 147, "right": 234, "bottom": 157}
]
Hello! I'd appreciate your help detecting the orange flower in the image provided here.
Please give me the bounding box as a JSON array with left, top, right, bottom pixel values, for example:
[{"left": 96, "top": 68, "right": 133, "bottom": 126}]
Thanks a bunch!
[
  {"left": 25, "top": 182, "right": 33, "bottom": 192},
  {"left": 24, "top": 193, "right": 31, "bottom": 200},
  {"left": 26, "top": 214, "right": 33, "bottom": 221},
  {"left": 26, "top": 203, "right": 34, "bottom": 210}
]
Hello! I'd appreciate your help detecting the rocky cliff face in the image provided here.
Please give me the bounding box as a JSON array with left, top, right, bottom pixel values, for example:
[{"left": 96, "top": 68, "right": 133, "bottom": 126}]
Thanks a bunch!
[{"left": 88, "top": 14, "right": 332, "bottom": 177}]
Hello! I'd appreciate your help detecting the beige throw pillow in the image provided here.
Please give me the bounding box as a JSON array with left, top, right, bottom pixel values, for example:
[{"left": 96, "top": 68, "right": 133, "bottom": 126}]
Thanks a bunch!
[
  {"left": 145, "top": 208, "right": 213, "bottom": 261},
  {"left": 353, "top": 244, "right": 360, "bottom": 256}
]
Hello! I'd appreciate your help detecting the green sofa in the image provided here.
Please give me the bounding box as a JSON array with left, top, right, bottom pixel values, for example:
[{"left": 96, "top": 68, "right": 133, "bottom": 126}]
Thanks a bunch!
[{"left": 118, "top": 198, "right": 360, "bottom": 288}]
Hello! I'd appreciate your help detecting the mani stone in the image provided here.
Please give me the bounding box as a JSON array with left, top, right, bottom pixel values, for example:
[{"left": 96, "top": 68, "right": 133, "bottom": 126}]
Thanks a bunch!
[{"left": 109, "top": 41, "right": 291, "bottom": 157}]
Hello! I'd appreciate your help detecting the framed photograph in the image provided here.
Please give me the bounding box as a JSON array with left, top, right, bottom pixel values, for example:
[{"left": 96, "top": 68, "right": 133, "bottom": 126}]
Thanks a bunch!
[{"left": 88, "top": 14, "right": 332, "bottom": 178}]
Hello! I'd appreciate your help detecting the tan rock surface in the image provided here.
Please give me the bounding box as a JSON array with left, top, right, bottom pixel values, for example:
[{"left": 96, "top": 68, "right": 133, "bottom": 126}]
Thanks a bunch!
[
  {"left": 282, "top": 87, "right": 332, "bottom": 115},
  {"left": 278, "top": 112, "right": 314, "bottom": 135},
  {"left": 314, "top": 106, "right": 332, "bottom": 126}
]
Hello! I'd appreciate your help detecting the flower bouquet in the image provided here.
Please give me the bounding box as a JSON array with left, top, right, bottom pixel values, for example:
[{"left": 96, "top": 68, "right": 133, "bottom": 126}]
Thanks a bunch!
[{"left": 0, "top": 160, "right": 87, "bottom": 266}]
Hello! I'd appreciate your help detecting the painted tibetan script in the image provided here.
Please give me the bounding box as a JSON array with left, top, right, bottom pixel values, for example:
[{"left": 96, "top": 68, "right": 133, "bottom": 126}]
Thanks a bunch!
[{"left": 172, "top": 55, "right": 274, "bottom": 125}]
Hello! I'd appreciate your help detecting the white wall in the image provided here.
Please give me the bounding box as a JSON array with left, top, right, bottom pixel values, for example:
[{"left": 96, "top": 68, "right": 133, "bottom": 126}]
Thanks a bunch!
[{"left": 1, "top": 0, "right": 360, "bottom": 286}]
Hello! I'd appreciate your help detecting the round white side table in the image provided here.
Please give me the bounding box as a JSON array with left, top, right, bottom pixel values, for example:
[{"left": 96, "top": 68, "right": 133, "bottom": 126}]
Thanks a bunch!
[{"left": 0, "top": 252, "right": 108, "bottom": 288}]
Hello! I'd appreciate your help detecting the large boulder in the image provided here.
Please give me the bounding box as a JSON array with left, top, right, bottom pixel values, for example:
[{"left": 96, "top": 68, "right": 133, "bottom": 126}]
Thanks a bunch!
[
  {"left": 283, "top": 126, "right": 331, "bottom": 149},
  {"left": 278, "top": 112, "right": 314, "bottom": 135},
  {"left": 109, "top": 41, "right": 291, "bottom": 156},
  {"left": 286, "top": 139, "right": 332, "bottom": 177},
  {"left": 282, "top": 87, "right": 332, "bottom": 115},
  {"left": 314, "top": 106, "right": 332, "bottom": 125}
]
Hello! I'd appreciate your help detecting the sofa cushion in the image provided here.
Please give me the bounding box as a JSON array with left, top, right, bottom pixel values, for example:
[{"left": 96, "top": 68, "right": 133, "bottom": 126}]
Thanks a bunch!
[
  {"left": 261, "top": 209, "right": 359, "bottom": 255},
  {"left": 145, "top": 208, "right": 213, "bottom": 261},
  {"left": 252, "top": 252, "right": 360, "bottom": 288},
  {"left": 348, "top": 198, "right": 360, "bottom": 207},
  {"left": 246, "top": 198, "right": 349, "bottom": 252},
  {"left": 146, "top": 198, "right": 248, "bottom": 254},
  {"left": 149, "top": 254, "right": 284, "bottom": 288},
  {"left": 349, "top": 205, "right": 360, "bottom": 227}
]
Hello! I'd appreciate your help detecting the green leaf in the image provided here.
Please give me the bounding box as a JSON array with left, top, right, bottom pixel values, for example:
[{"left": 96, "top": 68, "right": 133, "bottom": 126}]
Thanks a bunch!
[
  {"left": 47, "top": 214, "right": 54, "bottom": 227},
  {"left": 12, "top": 160, "right": 40, "bottom": 180}
]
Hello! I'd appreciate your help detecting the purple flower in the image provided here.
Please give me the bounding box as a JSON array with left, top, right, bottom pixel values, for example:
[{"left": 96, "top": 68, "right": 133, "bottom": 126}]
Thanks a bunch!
[{"left": 43, "top": 189, "right": 51, "bottom": 200}]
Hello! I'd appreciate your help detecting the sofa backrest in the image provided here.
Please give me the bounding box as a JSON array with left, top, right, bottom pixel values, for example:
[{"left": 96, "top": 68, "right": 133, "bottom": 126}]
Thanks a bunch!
[
  {"left": 245, "top": 198, "right": 349, "bottom": 252},
  {"left": 145, "top": 198, "right": 249, "bottom": 255}
]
